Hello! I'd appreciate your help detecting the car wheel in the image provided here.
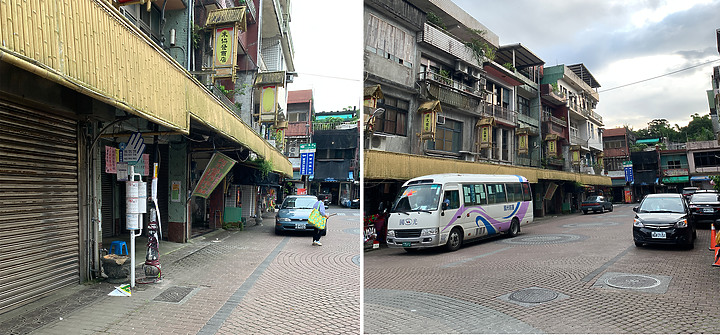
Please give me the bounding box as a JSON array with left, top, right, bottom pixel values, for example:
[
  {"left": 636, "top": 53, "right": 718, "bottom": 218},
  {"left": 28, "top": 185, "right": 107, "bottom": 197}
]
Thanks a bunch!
[
  {"left": 445, "top": 227, "right": 463, "bottom": 252},
  {"left": 274, "top": 228, "right": 283, "bottom": 235},
  {"left": 609, "top": 204, "right": 614, "bottom": 212},
  {"left": 583, "top": 210, "right": 588, "bottom": 215},
  {"left": 507, "top": 218, "right": 520, "bottom": 237},
  {"left": 634, "top": 241, "right": 643, "bottom": 247}
]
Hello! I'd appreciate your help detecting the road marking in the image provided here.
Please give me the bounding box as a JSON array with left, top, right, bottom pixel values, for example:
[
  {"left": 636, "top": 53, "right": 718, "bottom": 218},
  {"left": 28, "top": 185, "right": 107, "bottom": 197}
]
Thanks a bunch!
[
  {"left": 197, "top": 236, "right": 290, "bottom": 334},
  {"left": 441, "top": 246, "right": 514, "bottom": 268},
  {"left": 582, "top": 245, "right": 633, "bottom": 282}
]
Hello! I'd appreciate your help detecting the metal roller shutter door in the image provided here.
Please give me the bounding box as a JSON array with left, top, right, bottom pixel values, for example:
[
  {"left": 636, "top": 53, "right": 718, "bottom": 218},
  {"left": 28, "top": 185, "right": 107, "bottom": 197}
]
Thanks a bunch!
[{"left": 0, "top": 101, "right": 80, "bottom": 314}]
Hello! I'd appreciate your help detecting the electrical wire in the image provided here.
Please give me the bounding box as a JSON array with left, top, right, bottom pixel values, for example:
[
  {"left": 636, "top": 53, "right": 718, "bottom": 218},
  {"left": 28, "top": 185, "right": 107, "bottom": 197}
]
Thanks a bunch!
[{"left": 599, "top": 58, "right": 720, "bottom": 93}]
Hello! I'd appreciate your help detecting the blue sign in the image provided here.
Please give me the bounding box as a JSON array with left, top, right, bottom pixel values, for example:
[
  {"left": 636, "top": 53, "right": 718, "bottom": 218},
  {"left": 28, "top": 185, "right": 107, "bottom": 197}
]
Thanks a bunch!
[
  {"left": 623, "top": 161, "right": 634, "bottom": 183},
  {"left": 300, "top": 152, "right": 315, "bottom": 175}
]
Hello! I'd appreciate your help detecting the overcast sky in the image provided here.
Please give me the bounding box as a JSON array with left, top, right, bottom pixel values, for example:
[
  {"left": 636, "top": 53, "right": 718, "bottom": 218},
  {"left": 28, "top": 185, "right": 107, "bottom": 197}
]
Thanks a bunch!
[
  {"left": 454, "top": 0, "right": 720, "bottom": 130},
  {"left": 287, "top": 0, "right": 363, "bottom": 113}
]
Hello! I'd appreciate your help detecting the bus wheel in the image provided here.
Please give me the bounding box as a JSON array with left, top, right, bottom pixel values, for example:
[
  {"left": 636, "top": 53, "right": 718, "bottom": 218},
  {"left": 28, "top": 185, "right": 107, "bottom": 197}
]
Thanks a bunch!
[
  {"left": 507, "top": 218, "right": 520, "bottom": 237},
  {"left": 445, "top": 228, "right": 462, "bottom": 252}
]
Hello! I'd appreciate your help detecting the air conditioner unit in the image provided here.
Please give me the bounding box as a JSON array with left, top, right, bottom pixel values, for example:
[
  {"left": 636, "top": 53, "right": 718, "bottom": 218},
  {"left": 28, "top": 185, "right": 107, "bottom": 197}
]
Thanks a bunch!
[
  {"left": 370, "top": 135, "right": 388, "bottom": 151},
  {"left": 436, "top": 115, "right": 446, "bottom": 125},
  {"left": 289, "top": 146, "right": 298, "bottom": 156},
  {"left": 454, "top": 61, "right": 468, "bottom": 74}
]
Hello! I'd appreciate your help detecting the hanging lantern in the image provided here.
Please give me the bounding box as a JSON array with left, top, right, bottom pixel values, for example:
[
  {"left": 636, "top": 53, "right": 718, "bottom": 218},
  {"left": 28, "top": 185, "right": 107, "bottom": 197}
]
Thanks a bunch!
[
  {"left": 418, "top": 100, "right": 442, "bottom": 140},
  {"left": 477, "top": 117, "right": 495, "bottom": 149},
  {"left": 545, "top": 134, "right": 558, "bottom": 157},
  {"left": 570, "top": 145, "right": 581, "bottom": 165},
  {"left": 517, "top": 128, "right": 529, "bottom": 155}
]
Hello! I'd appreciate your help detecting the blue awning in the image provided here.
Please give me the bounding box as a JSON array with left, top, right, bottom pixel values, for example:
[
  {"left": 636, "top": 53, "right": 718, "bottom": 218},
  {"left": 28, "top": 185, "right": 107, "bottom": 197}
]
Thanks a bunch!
[{"left": 691, "top": 176, "right": 711, "bottom": 181}]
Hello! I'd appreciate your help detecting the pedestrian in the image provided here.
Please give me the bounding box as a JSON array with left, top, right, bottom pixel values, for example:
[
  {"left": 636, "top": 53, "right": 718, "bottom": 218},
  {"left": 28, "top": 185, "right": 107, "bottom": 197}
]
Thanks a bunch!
[{"left": 312, "top": 199, "right": 330, "bottom": 246}]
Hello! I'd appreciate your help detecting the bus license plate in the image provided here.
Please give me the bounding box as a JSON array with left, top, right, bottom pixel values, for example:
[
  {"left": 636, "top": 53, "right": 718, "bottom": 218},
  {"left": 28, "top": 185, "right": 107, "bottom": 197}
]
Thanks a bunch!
[
  {"left": 651, "top": 231, "right": 666, "bottom": 239},
  {"left": 296, "top": 223, "right": 306, "bottom": 230},
  {"left": 402, "top": 242, "right": 411, "bottom": 247}
]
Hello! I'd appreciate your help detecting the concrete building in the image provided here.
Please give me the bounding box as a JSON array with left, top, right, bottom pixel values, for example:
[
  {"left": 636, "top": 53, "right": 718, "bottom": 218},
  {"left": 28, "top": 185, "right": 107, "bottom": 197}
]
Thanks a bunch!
[
  {"left": 363, "top": 0, "right": 610, "bottom": 219},
  {"left": 0, "top": 0, "right": 293, "bottom": 314}
]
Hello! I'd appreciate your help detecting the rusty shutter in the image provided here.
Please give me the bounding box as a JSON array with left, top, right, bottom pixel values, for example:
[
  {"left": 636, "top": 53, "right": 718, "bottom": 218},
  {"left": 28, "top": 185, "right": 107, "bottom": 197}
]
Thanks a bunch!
[{"left": 0, "top": 101, "right": 80, "bottom": 314}]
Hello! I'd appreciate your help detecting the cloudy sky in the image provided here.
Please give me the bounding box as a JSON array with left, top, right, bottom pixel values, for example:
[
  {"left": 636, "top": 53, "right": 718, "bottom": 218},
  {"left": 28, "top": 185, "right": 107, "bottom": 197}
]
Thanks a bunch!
[
  {"left": 454, "top": 0, "right": 720, "bottom": 130},
  {"left": 287, "top": 0, "right": 363, "bottom": 113}
]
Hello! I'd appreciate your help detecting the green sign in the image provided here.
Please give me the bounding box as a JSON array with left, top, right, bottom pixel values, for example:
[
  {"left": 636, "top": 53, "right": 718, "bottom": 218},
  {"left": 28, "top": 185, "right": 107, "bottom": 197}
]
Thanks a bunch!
[{"left": 192, "top": 152, "right": 237, "bottom": 198}]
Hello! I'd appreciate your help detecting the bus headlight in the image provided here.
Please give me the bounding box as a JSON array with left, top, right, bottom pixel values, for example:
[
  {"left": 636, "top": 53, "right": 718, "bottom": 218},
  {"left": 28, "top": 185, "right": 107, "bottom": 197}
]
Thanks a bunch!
[
  {"left": 387, "top": 230, "right": 395, "bottom": 238},
  {"left": 421, "top": 227, "right": 439, "bottom": 236}
]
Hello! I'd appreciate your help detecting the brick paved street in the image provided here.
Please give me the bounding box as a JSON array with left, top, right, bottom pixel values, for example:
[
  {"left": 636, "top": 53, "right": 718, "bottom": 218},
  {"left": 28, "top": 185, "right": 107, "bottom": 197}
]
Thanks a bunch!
[
  {"left": 0, "top": 208, "right": 361, "bottom": 335},
  {"left": 364, "top": 204, "right": 720, "bottom": 334}
]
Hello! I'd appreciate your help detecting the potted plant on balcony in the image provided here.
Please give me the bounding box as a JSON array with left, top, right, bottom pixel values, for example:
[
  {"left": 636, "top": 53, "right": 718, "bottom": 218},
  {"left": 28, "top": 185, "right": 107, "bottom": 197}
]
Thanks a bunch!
[{"left": 439, "top": 69, "right": 452, "bottom": 86}]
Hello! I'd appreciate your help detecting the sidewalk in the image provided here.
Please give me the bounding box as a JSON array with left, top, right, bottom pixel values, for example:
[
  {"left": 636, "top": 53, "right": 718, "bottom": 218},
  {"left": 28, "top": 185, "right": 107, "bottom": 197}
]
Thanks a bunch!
[{"left": 0, "top": 208, "right": 361, "bottom": 335}]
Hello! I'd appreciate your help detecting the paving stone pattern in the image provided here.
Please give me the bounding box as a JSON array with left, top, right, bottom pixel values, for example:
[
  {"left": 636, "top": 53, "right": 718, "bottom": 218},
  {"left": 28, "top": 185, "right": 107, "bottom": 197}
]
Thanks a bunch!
[
  {"left": 0, "top": 208, "right": 361, "bottom": 335},
  {"left": 364, "top": 204, "right": 720, "bottom": 334}
]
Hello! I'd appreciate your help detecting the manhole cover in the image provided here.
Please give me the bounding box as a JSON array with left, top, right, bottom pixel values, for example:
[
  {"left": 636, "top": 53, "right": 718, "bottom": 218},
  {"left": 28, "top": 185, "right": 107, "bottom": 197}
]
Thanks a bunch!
[
  {"left": 153, "top": 286, "right": 194, "bottom": 303},
  {"left": 605, "top": 275, "right": 661, "bottom": 289},
  {"left": 501, "top": 234, "right": 587, "bottom": 245},
  {"left": 509, "top": 288, "right": 559, "bottom": 303}
]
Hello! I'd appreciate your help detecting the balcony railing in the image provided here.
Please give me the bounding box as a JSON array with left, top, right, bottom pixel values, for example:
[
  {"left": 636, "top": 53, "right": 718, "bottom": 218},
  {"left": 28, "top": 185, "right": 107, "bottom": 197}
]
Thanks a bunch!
[
  {"left": 540, "top": 84, "right": 567, "bottom": 106},
  {"left": 517, "top": 113, "right": 540, "bottom": 128},
  {"left": 419, "top": 23, "right": 477, "bottom": 66},
  {"left": 313, "top": 121, "right": 359, "bottom": 131},
  {"left": 662, "top": 167, "right": 689, "bottom": 177},
  {"left": 418, "top": 71, "right": 482, "bottom": 112},
  {"left": 483, "top": 103, "right": 517, "bottom": 125}
]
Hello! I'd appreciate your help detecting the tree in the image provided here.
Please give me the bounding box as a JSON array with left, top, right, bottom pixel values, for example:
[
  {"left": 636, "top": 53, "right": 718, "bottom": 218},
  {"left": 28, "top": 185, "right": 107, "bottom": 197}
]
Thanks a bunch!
[{"left": 680, "top": 113, "right": 714, "bottom": 142}]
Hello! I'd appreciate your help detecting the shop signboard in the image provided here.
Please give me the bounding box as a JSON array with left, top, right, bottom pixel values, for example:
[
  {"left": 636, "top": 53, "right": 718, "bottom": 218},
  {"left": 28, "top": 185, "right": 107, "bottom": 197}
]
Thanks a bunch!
[{"left": 192, "top": 152, "right": 237, "bottom": 198}]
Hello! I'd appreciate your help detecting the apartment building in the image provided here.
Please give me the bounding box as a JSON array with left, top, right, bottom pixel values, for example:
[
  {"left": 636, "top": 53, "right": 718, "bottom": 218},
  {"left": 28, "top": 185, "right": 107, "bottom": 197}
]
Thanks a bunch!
[{"left": 363, "top": 0, "right": 611, "bottom": 219}]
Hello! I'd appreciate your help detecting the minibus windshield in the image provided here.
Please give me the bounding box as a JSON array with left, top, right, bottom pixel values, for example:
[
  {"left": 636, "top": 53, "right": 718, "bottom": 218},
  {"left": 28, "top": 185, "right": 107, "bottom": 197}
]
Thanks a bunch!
[{"left": 391, "top": 184, "right": 442, "bottom": 212}]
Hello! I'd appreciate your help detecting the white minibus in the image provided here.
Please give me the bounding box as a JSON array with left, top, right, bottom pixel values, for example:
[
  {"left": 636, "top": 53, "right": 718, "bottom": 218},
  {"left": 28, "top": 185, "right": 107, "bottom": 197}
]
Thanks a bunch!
[{"left": 386, "top": 174, "right": 534, "bottom": 252}]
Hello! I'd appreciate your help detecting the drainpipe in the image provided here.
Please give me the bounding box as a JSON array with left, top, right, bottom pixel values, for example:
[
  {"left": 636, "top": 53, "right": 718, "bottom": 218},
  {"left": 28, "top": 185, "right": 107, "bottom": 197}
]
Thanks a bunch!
[{"left": 187, "top": 0, "right": 193, "bottom": 71}]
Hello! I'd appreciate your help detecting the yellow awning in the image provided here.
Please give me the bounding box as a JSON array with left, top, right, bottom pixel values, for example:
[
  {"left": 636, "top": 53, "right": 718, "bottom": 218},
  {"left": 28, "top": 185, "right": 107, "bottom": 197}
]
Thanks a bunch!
[
  {"left": 0, "top": 0, "right": 291, "bottom": 177},
  {"left": 364, "top": 150, "right": 612, "bottom": 186}
]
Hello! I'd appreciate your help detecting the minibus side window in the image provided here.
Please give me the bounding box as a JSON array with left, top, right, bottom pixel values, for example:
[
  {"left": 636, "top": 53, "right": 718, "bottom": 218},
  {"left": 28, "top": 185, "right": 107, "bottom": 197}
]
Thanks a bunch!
[
  {"left": 444, "top": 190, "right": 460, "bottom": 209},
  {"left": 462, "top": 184, "right": 474, "bottom": 205},
  {"left": 474, "top": 184, "right": 486, "bottom": 205},
  {"left": 487, "top": 184, "right": 506, "bottom": 204},
  {"left": 506, "top": 183, "right": 522, "bottom": 202},
  {"left": 522, "top": 183, "right": 532, "bottom": 201}
]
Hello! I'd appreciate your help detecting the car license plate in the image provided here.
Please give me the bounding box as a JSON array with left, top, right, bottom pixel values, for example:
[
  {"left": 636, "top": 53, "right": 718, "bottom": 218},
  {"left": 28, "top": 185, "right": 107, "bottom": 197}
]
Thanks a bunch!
[
  {"left": 704, "top": 208, "right": 714, "bottom": 213},
  {"left": 651, "top": 231, "right": 666, "bottom": 239},
  {"left": 295, "top": 223, "right": 306, "bottom": 230},
  {"left": 402, "top": 242, "right": 411, "bottom": 247}
]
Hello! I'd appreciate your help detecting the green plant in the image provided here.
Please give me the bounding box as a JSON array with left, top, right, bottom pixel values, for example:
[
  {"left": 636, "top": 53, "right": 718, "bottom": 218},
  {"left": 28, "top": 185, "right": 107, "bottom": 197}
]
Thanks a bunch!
[
  {"left": 254, "top": 158, "right": 273, "bottom": 179},
  {"left": 192, "top": 24, "right": 202, "bottom": 50},
  {"left": 551, "top": 82, "right": 559, "bottom": 93},
  {"left": 426, "top": 12, "right": 446, "bottom": 30},
  {"left": 502, "top": 62, "right": 515, "bottom": 72},
  {"left": 465, "top": 29, "right": 496, "bottom": 64}
]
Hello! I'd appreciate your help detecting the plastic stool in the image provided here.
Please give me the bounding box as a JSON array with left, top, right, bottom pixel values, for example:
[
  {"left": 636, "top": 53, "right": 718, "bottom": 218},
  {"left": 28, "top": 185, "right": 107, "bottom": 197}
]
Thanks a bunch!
[{"left": 109, "top": 241, "right": 128, "bottom": 256}]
